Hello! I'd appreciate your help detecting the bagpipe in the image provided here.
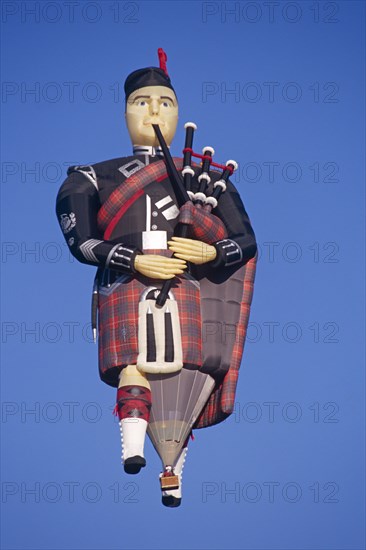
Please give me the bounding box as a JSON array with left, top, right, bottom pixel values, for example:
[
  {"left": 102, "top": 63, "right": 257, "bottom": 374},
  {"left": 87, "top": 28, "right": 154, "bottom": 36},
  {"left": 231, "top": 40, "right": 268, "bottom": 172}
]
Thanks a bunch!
[
  {"left": 91, "top": 123, "right": 239, "bottom": 346},
  {"left": 152, "top": 122, "right": 238, "bottom": 307}
]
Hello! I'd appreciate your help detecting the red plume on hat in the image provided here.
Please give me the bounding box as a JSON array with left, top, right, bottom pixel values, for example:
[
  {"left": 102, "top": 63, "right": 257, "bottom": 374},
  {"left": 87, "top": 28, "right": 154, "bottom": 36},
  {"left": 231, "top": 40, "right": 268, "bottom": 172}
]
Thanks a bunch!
[
  {"left": 124, "top": 48, "right": 174, "bottom": 100},
  {"left": 158, "top": 48, "right": 168, "bottom": 76}
]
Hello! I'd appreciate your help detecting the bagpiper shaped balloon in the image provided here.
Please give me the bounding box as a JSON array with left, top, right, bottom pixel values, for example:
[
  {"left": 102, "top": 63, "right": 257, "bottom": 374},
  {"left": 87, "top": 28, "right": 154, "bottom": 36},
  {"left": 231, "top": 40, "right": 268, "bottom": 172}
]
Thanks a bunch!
[{"left": 56, "top": 48, "right": 257, "bottom": 508}]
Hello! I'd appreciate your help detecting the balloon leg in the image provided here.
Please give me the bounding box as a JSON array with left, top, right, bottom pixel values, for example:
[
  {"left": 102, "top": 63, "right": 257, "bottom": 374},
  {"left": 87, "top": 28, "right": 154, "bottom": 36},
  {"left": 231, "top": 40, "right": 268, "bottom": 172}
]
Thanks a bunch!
[
  {"left": 120, "top": 417, "right": 148, "bottom": 461},
  {"left": 117, "top": 365, "right": 151, "bottom": 474}
]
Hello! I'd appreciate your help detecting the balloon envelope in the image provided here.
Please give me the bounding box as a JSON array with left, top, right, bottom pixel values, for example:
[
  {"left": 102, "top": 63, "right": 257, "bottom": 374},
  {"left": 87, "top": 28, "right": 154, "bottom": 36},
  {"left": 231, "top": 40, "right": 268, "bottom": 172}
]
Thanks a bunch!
[{"left": 147, "top": 369, "right": 215, "bottom": 468}]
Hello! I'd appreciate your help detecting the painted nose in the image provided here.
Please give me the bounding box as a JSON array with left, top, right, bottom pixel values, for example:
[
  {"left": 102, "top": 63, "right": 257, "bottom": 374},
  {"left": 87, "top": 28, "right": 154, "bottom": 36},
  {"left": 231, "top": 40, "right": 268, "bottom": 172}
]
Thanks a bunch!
[{"left": 150, "top": 99, "right": 160, "bottom": 115}]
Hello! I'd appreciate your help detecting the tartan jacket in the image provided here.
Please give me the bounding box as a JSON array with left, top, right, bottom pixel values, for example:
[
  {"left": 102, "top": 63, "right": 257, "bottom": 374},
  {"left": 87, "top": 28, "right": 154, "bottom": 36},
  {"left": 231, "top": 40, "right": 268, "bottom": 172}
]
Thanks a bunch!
[{"left": 56, "top": 149, "right": 257, "bottom": 428}]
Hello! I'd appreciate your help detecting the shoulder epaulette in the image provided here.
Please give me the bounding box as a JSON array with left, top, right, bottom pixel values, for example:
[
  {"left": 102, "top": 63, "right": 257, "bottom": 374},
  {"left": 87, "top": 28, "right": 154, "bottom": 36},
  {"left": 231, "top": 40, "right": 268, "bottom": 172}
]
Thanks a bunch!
[{"left": 67, "top": 165, "right": 98, "bottom": 190}]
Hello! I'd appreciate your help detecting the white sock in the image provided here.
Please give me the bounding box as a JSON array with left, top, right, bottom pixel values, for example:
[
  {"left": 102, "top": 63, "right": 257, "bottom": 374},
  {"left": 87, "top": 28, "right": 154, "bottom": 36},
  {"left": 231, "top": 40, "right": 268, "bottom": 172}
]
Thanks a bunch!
[
  {"left": 161, "top": 446, "right": 188, "bottom": 499},
  {"left": 119, "top": 418, "right": 147, "bottom": 462}
]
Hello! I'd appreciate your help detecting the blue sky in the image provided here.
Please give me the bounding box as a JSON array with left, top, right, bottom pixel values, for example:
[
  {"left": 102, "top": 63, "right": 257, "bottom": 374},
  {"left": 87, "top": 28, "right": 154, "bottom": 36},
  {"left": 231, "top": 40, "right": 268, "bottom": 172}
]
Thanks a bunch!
[{"left": 1, "top": 1, "right": 365, "bottom": 549}]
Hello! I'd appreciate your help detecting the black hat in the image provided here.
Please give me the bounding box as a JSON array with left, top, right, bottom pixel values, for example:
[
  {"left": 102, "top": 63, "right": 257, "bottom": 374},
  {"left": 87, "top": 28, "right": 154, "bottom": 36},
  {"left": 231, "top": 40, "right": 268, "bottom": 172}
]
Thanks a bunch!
[{"left": 124, "top": 48, "right": 176, "bottom": 101}]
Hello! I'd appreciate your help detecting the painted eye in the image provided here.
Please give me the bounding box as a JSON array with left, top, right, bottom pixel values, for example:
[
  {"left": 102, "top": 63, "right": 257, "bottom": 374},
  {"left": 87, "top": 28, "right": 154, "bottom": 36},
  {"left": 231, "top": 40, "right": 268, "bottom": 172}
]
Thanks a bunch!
[
  {"left": 162, "top": 102, "right": 169, "bottom": 108},
  {"left": 139, "top": 101, "right": 146, "bottom": 106}
]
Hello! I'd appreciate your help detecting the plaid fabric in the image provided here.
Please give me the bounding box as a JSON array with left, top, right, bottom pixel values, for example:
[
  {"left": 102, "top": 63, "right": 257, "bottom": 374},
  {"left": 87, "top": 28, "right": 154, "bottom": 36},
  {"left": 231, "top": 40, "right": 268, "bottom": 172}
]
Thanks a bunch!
[
  {"left": 98, "top": 272, "right": 202, "bottom": 386},
  {"left": 194, "top": 253, "right": 257, "bottom": 428},
  {"left": 97, "top": 158, "right": 183, "bottom": 232},
  {"left": 97, "top": 160, "right": 204, "bottom": 386},
  {"left": 179, "top": 201, "right": 227, "bottom": 243},
  {"left": 96, "top": 159, "right": 257, "bottom": 429}
]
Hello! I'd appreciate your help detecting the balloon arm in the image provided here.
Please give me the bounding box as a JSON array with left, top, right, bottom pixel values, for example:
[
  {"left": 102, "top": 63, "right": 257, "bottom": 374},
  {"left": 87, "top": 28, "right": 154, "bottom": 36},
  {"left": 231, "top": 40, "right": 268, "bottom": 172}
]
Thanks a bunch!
[
  {"left": 208, "top": 181, "right": 258, "bottom": 268},
  {"left": 56, "top": 171, "right": 140, "bottom": 273}
]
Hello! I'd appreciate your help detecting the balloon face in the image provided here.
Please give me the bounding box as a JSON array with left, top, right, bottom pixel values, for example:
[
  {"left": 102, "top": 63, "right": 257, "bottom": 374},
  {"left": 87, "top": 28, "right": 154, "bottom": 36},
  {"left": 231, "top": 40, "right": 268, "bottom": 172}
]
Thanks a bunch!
[{"left": 125, "top": 85, "right": 178, "bottom": 147}]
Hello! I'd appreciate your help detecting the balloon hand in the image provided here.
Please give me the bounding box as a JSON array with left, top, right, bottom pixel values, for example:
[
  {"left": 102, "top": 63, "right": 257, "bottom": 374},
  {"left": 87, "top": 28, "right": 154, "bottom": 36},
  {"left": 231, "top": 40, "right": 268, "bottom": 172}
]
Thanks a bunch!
[
  {"left": 168, "top": 237, "right": 217, "bottom": 265},
  {"left": 134, "top": 254, "right": 187, "bottom": 280}
]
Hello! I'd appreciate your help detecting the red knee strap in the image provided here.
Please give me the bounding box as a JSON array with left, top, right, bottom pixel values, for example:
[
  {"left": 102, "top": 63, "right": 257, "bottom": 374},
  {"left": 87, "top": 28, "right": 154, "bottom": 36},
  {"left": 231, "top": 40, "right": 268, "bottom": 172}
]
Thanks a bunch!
[{"left": 116, "top": 385, "right": 152, "bottom": 421}]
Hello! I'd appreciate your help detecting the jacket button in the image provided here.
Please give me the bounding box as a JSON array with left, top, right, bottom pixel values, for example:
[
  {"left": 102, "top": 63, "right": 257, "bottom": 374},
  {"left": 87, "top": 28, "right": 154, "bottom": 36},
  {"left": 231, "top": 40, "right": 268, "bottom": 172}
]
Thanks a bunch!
[
  {"left": 152, "top": 224, "right": 157, "bottom": 230},
  {"left": 152, "top": 211, "right": 158, "bottom": 217}
]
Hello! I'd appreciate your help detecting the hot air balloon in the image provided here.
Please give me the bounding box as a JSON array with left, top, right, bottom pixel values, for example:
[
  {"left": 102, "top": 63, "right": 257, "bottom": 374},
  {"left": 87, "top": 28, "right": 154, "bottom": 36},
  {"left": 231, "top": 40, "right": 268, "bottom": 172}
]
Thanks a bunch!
[{"left": 56, "top": 49, "right": 257, "bottom": 507}]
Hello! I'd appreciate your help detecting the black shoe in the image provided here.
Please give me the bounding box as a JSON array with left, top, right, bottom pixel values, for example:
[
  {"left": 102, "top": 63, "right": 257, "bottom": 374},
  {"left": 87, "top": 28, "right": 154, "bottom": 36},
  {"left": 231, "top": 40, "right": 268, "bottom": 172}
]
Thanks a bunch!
[
  {"left": 162, "top": 495, "right": 181, "bottom": 508},
  {"left": 124, "top": 456, "right": 146, "bottom": 474}
]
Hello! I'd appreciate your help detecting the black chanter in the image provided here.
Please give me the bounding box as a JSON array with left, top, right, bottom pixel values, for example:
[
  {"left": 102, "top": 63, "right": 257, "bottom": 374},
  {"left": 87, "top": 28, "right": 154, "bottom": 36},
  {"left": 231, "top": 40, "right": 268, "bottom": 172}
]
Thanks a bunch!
[
  {"left": 152, "top": 124, "right": 189, "bottom": 205},
  {"left": 152, "top": 124, "right": 192, "bottom": 307}
]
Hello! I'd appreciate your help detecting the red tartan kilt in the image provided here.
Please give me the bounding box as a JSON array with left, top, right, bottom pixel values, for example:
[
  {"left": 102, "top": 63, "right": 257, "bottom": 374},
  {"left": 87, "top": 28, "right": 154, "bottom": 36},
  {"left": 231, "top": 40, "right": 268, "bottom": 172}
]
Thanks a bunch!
[{"left": 97, "top": 270, "right": 202, "bottom": 387}]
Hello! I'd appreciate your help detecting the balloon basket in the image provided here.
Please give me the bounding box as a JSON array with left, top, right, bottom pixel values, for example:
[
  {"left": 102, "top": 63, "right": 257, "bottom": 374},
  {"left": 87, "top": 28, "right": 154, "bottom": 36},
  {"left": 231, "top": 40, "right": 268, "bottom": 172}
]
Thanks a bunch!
[{"left": 160, "top": 468, "right": 179, "bottom": 491}]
